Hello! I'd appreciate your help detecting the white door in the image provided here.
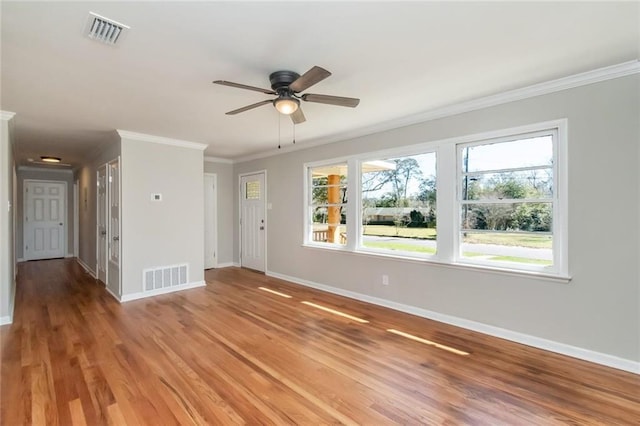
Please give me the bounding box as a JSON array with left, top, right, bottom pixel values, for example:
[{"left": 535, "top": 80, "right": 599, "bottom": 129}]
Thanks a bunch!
[
  {"left": 204, "top": 173, "right": 217, "bottom": 269},
  {"left": 240, "top": 172, "right": 266, "bottom": 272},
  {"left": 24, "top": 180, "right": 66, "bottom": 260},
  {"left": 97, "top": 165, "right": 108, "bottom": 284},
  {"left": 107, "top": 158, "right": 121, "bottom": 296}
]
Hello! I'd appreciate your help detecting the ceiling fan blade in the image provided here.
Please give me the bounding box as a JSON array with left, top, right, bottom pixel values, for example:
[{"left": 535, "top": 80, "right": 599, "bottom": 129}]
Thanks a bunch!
[
  {"left": 225, "top": 99, "right": 273, "bottom": 115},
  {"left": 290, "top": 106, "right": 306, "bottom": 124},
  {"left": 213, "top": 80, "right": 276, "bottom": 95},
  {"left": 289, "top": 66, "right": 331, "bottom": 93},
  {"left": 302, "top": 93, "right": 360, "bottom": 108}
]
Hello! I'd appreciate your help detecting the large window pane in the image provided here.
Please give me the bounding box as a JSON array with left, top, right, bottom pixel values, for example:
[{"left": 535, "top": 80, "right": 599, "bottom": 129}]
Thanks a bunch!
[
  {"left": 361, "top": 153, "right": 437, "bottom": 256},
  {"left": 459, "top": 131, "right": 556, "bottom": 269}
]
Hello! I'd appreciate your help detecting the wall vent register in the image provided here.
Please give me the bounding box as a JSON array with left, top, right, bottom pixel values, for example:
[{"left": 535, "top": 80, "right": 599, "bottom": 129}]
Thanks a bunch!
[{"left": 143, "top": 264, "right": 188, "bottom": 291}]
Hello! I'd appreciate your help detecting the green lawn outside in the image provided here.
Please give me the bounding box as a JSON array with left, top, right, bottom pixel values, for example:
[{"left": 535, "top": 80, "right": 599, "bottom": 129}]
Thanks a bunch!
[
  {"left": 362, "top": 225, "right": 437, "bottom": 240},
  {"left": 480, "top": 255, "right": 552, "bottom": 265},
  {"left": 463, "top": 232, "right": 552, "bottom": 249},
  {"left": 362, "top": 241, "right": 437, "bottom": 254},
  {"left": 362, "top": 225, "right": 551, "bottom": 249}
]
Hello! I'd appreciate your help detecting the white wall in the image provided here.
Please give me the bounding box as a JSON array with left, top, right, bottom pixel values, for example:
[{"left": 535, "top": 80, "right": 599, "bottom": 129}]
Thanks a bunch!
[
  {"left": 16, "top": 168, "right": 74, "bottom": 260},
  {"left": 0, "top": 112, "right": 16, "bottom": 324},
  {"left": 233, "top": 74, "right": 640, "bottom": 369},
  {"left": 203, "top": 160, "right": 234, "bottom": 266},
  {"left": 120, "top": 135, "right": 206, "bottom": 296}
]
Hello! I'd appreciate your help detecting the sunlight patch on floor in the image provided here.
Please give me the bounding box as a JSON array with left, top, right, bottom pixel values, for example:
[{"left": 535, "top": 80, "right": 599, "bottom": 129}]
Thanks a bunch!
[
  {"left": 301, "top": 301, "right": 369, "bottom": 323},
  {"left": 387, "top": 328, "right": 469, "bottom": 356},
  {"left": 258, "top": 287, "right": 292, "bottom": 298}
]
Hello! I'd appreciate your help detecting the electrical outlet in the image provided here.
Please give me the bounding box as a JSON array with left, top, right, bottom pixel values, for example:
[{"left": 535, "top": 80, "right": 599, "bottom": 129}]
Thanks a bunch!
[{"left": 382, "top": 274, "right": 389, "bottom": 285}]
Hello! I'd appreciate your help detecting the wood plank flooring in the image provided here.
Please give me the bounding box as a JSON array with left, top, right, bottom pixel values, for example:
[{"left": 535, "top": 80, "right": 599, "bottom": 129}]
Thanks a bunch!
[{"left": 1, "top": 259, "right": 639, "bottom": 425}]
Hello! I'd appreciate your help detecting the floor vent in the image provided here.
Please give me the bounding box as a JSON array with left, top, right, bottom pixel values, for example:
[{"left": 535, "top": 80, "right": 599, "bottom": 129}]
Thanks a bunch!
[
  {"left": 143, "top": 264, "right": 188, "bottom": 292},
  {"left": 84, "top": 12, "right": 130, "bottom": 46}
]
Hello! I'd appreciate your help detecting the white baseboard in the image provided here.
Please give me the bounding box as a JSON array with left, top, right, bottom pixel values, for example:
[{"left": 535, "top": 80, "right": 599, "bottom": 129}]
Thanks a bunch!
[
  {"left": 216, "top": 262, "right": 238, "bottom": 268},
  {"left": 76, "top": 258, "right": 97, "bottom": 278},
  {"left": 120, "top": 280, "right": 206, "bottom": 303},
  {"left": 65, "top": 254, "right": 74, "bottom": 258},
  {"left": 266, "top": 270, "right": 639, "bottom": 375},
  {"left": 16, "top": 258, "right": 24, "bottom": 263},
  {"left": 0, "top": 314, "right": 12, "bottom": 326}
]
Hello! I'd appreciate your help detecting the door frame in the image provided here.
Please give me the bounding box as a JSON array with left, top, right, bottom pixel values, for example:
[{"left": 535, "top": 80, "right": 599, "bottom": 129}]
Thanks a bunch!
[
  {"left": 204, "top": 172, "right": 218, "bottom": 269},
  {"left": 238, "top": 170, "right": 267, "bottom": 272},
  {"left": 96, "top": 164, "right": 108, "bottom": 284},
  {"left": 23, "top": 179, "right": 67, "bottom": 261},
  {"left": 73, "top": 180, "right": 79, "bottom": 257},
  {"left": 107, "top": 157, "right": 122, "bottom": 297}
]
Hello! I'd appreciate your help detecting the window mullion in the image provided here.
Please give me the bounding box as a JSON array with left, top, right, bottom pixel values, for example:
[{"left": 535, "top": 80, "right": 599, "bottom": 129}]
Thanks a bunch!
[
  {"left": 436, "top": 144, "right": 457, "bottom": 262},
  {"left": 346, "top": 158, "right": 359, "bottom": 252}
]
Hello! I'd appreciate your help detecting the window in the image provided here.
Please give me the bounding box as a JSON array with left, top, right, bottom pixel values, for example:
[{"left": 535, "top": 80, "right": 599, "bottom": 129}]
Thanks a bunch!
[
  {"left": 308, "top": 162, "right": 348, "bottom": 247},
  {"left": 245, "top": 180, "right": 261, "bottom": 200},
  {"left": 458, "top": 131, "right": 556, "bottom": 271},
  {"left": 304, "top": 120, "right": 567, "bottom": 278},
  {"left": 360, "top": 153, "right": 437, "bottom": 257}
]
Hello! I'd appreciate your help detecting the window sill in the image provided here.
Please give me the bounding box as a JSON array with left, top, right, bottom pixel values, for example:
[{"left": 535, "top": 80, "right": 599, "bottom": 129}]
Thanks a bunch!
[{"left": 302, "top": 243, "right": 571, "bottom": 283}]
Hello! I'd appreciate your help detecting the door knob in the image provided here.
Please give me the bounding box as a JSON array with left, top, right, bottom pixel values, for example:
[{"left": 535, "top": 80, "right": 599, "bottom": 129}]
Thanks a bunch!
[
  {"left": 113, "top": 236, "right": 119, "bottom": 241},
  {"left": 101, "top": 231, "right": 107, "bottom": 236},
  {"left": 259, "top": 226, "right": 264, "bottom": 230}
]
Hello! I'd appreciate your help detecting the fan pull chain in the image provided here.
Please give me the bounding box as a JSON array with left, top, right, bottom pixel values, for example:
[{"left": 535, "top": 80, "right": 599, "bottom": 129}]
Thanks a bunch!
[
  {"left": 278, "top": 113, "right": 281, "bottom": 149},
  {"left": 293, "top": 122, "right": 296, "bottom": 144}
]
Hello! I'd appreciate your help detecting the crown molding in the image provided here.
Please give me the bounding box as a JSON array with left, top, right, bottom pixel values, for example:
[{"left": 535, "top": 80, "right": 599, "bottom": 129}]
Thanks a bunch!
[
  {"left": 117, "top": 130, "right": 208, "bottom": 151},
  {"left": 233, "top": 60, "right": 640, "bottom": 164},
  {"left": 18, "top": 166, "right": 73, "bottom": 174},
  {"left": 0, "top": 111, "right": 16, "bottom": 121},
  {"left": 204, "top": 156, "right": 233, "bottom": 164}
]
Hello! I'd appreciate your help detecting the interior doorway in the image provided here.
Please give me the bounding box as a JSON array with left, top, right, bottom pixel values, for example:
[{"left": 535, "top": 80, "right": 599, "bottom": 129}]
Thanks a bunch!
[
  {"left": 204, "top": 173, "right": 218, "bottom": 269},
  {"left": 23, "top": 180, "right": 66, "bottom": 260}
]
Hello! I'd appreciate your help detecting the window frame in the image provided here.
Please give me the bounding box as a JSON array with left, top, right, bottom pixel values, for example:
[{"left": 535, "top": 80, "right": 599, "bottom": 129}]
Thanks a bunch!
[
  {"left": 302, "top": 119, "right": 569, "bottom": 280},
  {"left": 304, "top": 157, "right": 351, "bottom": 250},
  {"left": 454, "top": 128, "right": 563, "bottom": 274},
  {"left": 356, "top": 148, "right": 439, "bottom": 260}
]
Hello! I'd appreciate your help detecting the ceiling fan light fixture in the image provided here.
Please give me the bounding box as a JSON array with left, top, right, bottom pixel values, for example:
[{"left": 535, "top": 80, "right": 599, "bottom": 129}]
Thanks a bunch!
[
  {"left": 40, "top": 156, "right": 62, "bottom": 163},
  {"left": 274, "top": 96, "right": 299, "bottom": 115}
]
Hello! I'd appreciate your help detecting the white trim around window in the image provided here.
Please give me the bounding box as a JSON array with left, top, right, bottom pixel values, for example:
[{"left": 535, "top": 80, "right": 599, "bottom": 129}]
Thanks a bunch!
[{"left": 303, "top": 119, "right": 569, "bottom": 281}]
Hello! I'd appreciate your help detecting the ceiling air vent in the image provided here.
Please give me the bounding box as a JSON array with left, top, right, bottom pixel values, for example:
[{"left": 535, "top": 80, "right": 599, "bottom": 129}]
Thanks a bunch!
[{"left": 84, "top": 12, "right": 129, "bottom": 45}]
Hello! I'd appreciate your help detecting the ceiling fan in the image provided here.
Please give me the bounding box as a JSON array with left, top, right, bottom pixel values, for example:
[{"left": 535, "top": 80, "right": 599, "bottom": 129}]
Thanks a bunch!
[{"left": 213, "top": 66, "right": 360, "bottom": 124}]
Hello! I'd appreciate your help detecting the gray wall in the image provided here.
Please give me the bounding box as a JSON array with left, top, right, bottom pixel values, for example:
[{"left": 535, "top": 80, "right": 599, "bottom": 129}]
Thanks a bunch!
[
  {"left": 233, "top": 75, "right": 640, "bottom": 364},
  {"left": 16, "top": 168, "right": 74, "bottom": 259},
  {"left": 0, "top": 114, "right": 16, "bottom": 322},
  {"left": 203, "top": 160, "right": 234, "bottom": 266},
  {"left": 120, "top": 137, "right": 205, "bottom": 296},
  {"left": 75, "top": 139, "right": 121, "bottom": 274}
]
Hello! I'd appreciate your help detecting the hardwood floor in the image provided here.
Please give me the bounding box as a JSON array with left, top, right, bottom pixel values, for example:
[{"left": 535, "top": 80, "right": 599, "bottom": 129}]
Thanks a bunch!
[{"left": 1, "top": 259, "right": 638, "bottom": 425}]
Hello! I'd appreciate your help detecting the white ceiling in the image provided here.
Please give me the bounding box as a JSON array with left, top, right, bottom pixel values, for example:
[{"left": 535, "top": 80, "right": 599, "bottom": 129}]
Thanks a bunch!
[{"left": 1, "top": 1, "right": 638, "bottom": 167}]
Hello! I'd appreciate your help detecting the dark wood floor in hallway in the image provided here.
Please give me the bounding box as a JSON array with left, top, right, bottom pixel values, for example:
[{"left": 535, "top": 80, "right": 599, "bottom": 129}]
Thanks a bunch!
[{"left": 1, "top": 259, "right": 638, "bottom": 425}]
